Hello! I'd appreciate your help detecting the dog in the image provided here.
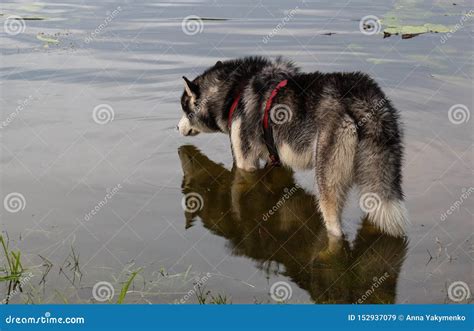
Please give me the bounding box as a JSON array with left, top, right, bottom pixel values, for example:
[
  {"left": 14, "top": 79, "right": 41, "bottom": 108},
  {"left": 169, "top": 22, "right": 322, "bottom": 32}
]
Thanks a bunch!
[{"left": 177, "top": 56, "right": 409, "bottom": 238}]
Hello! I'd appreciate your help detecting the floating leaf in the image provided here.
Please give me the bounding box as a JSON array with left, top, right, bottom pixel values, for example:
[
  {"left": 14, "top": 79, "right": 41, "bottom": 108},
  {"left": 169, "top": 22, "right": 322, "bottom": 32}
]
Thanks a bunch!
[{"left": 36, "top": 33, "right": 60, "bottom": 44}]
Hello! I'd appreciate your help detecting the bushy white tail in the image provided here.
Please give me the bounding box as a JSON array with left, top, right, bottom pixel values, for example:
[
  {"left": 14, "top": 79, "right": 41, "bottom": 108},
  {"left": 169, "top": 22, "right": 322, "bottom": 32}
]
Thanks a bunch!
[{"left": 367, "top": 199, "right": 409, "bottom": 237}]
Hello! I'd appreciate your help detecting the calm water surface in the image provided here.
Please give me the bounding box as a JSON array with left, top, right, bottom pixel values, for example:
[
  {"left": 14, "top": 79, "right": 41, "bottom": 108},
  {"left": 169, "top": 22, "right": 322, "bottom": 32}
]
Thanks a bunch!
[{"left": 1, "top": 0, "right": 472, "bottom": 303}]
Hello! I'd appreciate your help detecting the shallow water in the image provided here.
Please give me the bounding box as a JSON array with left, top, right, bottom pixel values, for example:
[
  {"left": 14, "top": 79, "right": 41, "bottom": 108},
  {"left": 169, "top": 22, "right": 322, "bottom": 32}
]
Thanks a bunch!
[{"left": 1, "top": 0, "right": 472, "bottom": 304}]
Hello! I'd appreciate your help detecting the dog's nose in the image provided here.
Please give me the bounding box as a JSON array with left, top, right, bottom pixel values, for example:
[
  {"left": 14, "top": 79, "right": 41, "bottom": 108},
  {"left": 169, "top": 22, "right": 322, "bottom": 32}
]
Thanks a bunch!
[{"left": 176, "top": 125, "right": 179, "bottom": 131}]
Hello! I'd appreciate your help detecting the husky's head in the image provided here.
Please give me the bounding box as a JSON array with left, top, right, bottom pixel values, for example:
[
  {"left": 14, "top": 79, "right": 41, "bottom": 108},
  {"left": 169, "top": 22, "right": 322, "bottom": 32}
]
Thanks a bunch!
[
  {"left": 177, "top": 57, "right": 299, "bottom": 136},
  {"left": 178, "top": 61, "right": 225, "bottom": 136}
]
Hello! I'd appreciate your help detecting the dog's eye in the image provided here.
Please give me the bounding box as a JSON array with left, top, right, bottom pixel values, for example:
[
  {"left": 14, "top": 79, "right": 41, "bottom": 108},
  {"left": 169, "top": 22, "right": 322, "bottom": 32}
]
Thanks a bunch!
[{"left": 181, "top": 98, "right": 191, "bottom": 114}]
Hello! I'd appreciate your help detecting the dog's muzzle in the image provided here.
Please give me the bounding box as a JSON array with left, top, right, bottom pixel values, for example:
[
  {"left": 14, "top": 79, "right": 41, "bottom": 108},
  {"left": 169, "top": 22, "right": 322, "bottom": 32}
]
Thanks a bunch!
[{"left": 177, "top": 116, "right": 200, "bottom": 136}]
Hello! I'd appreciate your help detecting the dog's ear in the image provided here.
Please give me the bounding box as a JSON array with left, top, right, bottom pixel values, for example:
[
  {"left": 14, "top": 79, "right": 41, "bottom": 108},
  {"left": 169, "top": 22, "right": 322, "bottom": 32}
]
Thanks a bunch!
[
  {"left": 215, "top": 60, "right": 223, "bottom": 68},
  {"left": 182, "top": 76, "right": 199, "bottom": 97}
]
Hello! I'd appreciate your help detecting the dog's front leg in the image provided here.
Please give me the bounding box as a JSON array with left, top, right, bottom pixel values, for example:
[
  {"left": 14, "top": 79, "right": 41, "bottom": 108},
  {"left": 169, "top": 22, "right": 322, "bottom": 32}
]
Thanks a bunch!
[{"left": 230, "top": 119, "right": 259, "bottom": 172}]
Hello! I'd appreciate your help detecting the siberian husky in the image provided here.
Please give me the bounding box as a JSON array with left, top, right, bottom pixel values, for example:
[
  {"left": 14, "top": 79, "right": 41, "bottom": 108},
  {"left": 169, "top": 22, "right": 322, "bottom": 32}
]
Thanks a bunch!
[{"left": 177, "top": 56, "right": 408, "bottom": 238}]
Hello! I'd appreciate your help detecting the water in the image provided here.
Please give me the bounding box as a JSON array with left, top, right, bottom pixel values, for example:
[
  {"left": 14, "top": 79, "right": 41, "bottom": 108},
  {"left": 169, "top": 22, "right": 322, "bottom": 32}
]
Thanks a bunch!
[{"left": 1, "top": 0, "right": 472, "bottom": 304}]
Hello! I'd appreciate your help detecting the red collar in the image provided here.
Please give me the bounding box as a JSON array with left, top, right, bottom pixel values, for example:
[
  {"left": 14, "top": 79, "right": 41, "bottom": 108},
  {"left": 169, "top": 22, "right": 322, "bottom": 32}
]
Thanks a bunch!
[
  {"left": 227, "top": 79, "right": 288, "bottom": 166},
  {"left": 227, "top": 93, "right": 241, "bottom": 128},
  {"left": 227, "top": 79, "right": 288, "bottom": 129},
  {"left": 263, "top": 79, "right": 288, "bottom": 129}
]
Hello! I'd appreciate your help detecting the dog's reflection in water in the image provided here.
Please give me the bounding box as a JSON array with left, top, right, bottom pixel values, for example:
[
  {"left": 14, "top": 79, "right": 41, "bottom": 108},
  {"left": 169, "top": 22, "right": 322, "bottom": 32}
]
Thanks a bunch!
[{"left": 178, "top": 145, "right": 407, "bottom": 303}]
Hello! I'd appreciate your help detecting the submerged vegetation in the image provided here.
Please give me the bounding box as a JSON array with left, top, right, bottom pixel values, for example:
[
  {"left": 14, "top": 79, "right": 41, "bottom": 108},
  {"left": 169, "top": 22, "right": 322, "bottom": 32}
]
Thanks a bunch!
[
  {"left": 0, "top": 241, "right": 230, "bottom": 304},
  {"left": 195, "top": 283, "right": 231, "bottom": 304},
  {"left": 117, "top": 269, "right": 141, "bottom": 304},
  {"left": 0, "top": 235, "right": 26, "bottom": 304}
]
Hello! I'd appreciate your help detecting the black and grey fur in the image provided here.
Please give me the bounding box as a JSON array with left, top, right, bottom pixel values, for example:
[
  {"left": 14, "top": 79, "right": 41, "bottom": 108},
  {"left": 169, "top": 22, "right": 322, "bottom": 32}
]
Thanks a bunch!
[{"left": 178, "top": 56, "right": 408, "bottom": 238}]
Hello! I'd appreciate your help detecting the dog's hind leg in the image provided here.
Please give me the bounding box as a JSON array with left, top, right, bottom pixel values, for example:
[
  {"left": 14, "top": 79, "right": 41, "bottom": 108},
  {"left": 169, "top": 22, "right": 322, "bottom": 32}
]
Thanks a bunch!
[{"left": 315, "top": 116, "right": 358, "bottom": 237}]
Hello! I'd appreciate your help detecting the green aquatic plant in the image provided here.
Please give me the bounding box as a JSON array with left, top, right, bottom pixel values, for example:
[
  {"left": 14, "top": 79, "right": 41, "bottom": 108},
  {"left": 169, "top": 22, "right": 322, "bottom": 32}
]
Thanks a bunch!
[
  {"left": 0, "top": 235, "right": 25, "bottom": 303},
  {"left": 209, "top": 293, "right": 230, "bottom": 304},
  {"left": 36, "top": 33, "right": 60, "bottom": 44},
  {"left": 381, "top": 0, "right": 456, "bottom": 38},
  {"left": 0, "top": 235, "right": 24, "bottom": 282},
  {"left": 117, "top": 269, "right": 141, "bottom": 304},
  {"left": 195, "top": 284, "right": 230, "bottom": 304},
  {"left": 383, "top": 23, "right": 451, "bottom": 38}
]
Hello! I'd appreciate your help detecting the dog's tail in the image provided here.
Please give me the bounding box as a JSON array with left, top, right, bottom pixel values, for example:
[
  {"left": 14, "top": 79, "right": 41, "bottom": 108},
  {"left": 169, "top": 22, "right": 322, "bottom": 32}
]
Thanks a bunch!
[
  {"left": 355, "top": 101, "right": 409, "bottom": 237},
  {"left": 360, "top": 195, "right": 409, "bottom": 237}
]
